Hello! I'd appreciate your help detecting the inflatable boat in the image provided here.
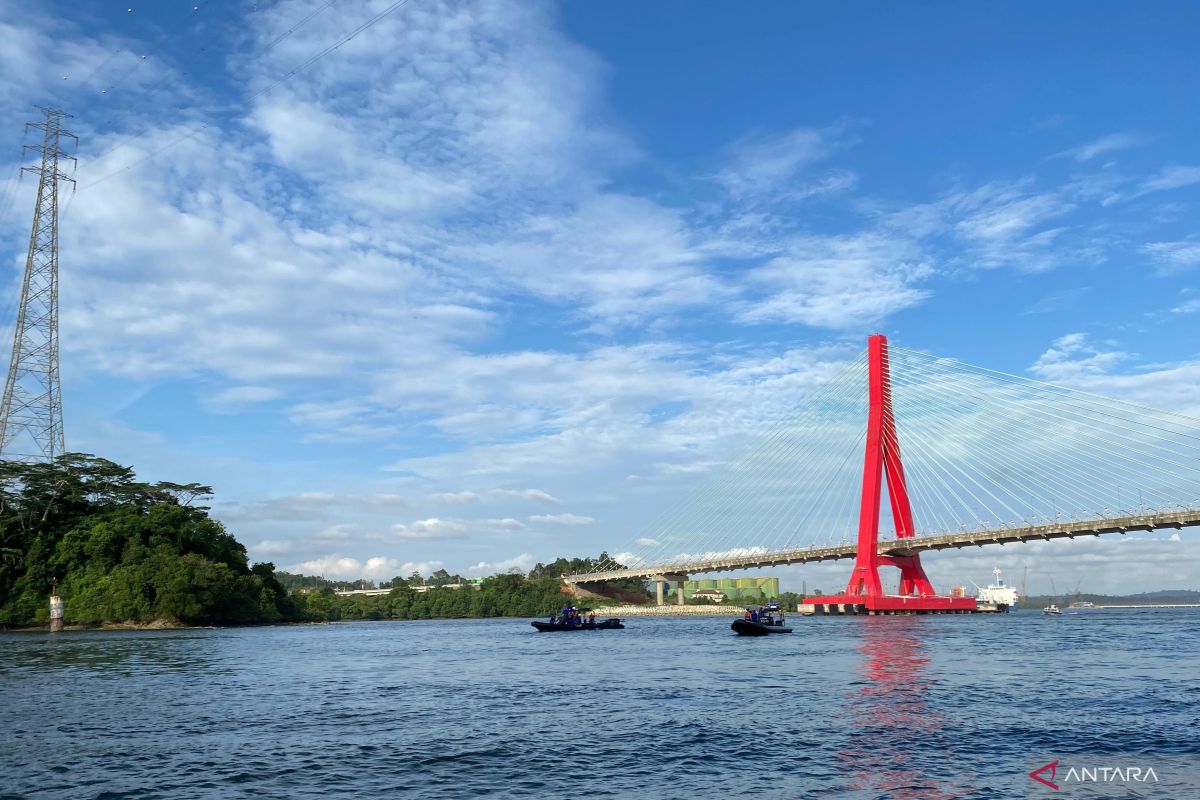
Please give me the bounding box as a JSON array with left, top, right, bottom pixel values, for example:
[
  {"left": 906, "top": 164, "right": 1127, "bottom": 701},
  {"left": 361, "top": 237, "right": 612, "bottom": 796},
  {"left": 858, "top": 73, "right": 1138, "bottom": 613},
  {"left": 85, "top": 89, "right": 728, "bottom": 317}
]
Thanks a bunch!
[{"left": 531, "top": 618, "right": 624, "bottom": 632}]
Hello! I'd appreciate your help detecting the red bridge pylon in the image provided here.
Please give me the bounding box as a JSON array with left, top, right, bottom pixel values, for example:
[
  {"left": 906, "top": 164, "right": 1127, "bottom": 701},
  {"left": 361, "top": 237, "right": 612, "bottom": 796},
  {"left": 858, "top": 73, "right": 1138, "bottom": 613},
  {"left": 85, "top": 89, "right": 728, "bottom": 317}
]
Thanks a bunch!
[{"left": 809, "top": 335, "right": 977, "bottom": 615}]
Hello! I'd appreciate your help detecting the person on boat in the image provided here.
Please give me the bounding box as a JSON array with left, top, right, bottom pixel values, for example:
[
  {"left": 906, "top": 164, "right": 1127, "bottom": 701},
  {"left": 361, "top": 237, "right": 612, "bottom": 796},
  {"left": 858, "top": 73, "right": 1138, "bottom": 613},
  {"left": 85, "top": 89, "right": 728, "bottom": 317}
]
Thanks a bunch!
[
  {"left": 749, "top": 609, "right": 759, "bottom": 623},
  {"left": 587, "top": 611, "right": 596, "bottom": 625},
  {"left": 743, "top": 609, "right": 751, "bottom": 621}
]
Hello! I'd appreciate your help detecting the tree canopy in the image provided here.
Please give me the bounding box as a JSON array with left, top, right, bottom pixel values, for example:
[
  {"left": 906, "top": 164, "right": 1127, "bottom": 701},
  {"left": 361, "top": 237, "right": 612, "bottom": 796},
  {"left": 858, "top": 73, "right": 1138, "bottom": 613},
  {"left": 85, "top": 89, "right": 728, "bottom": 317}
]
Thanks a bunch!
[{"left": 0, "top": 454, "right": 293, "bottom": 626}]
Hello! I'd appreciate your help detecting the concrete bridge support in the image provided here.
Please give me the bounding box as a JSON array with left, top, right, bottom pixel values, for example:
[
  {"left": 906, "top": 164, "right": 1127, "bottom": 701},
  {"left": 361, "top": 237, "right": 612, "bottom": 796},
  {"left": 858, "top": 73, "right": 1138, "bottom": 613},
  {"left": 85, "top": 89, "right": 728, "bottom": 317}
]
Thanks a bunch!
[{"left": 651, "top": 574, "right": 688, "bottom": 606}]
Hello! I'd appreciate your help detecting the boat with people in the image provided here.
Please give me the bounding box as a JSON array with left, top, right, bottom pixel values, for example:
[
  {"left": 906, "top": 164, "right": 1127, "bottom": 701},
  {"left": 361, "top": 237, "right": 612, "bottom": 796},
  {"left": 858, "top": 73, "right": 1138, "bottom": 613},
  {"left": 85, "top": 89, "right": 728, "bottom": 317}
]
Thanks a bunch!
[
  {"left": 731, "top": 603, "right": 793, "bottom": 636},
  {"left": 1043, "top": 604, "right": 1063, "bottom": 616},
  {"left": 531, "top": 605, "right": 624, "bottom": 632}
]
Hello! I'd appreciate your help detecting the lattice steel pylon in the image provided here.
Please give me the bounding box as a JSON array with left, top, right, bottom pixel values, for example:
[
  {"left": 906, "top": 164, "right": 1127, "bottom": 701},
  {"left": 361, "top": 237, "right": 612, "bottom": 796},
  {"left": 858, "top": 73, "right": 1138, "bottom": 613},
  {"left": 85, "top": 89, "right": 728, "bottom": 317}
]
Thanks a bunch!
[{"left": 0, "top": 107, "right": 76, "bottom": 462}]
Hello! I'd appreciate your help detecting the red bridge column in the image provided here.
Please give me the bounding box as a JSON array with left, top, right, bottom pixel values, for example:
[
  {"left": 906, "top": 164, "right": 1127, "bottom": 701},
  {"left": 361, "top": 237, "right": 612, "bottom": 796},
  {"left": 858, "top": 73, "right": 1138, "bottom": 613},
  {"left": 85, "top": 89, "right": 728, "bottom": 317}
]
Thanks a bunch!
[{"left": 811, "top": 334, "right": 974, "bottom": 614}]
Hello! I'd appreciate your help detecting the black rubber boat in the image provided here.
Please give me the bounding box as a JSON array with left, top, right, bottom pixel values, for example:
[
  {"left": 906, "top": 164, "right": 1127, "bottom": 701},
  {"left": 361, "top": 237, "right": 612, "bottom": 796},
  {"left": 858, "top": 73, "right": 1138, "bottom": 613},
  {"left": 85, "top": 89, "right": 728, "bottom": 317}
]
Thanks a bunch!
[
  {"left": 731, "top": 619, "right": 792, "bottom": 636},
  {"left": 531, "top": 618, "right": 624, "bottom": 632},
  {"left": 732, "top": 604, "right": 792, "bottom": 635}
]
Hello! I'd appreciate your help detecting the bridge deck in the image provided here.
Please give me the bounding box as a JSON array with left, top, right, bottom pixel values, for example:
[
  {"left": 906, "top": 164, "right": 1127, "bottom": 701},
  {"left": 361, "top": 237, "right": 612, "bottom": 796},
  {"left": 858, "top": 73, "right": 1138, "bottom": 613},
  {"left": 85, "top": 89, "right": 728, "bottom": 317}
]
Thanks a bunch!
[{"left": 566, "top": 510, "right": 1200, "bottom": 583}]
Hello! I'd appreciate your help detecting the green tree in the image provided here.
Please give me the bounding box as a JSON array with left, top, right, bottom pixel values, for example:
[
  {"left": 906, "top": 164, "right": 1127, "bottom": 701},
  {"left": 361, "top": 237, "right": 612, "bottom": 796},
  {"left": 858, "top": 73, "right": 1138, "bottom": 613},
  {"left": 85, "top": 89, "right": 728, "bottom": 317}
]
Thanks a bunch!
[{"left": 0, "top": 454, "right": 298, "bottom": 627}]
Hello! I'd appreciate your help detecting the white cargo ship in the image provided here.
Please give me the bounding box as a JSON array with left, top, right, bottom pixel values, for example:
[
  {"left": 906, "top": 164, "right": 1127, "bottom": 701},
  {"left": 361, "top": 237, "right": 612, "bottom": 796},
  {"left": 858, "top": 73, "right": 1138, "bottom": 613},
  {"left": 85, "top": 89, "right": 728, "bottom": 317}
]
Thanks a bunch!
[{"left": 975, "top": 568, "right": 1020, "bottom": 612}]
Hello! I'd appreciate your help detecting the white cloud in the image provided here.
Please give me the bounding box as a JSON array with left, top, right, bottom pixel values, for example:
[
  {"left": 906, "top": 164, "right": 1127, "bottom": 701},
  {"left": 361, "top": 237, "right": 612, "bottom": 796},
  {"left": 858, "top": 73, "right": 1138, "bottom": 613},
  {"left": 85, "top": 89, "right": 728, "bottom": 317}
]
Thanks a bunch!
[
  {"left": 489, "top": 488, "right": 561, "bottom": 504},
  {"left": 315, "top": 524, "right": 356, "bottom": 541},
  {"left": 738, "top": 233, "right": 932, "bottom": 328},
  {"left": 485, "top": 518, "right": 526, "bottom": 530},
  {"left": 529, "top": 513, "right": 595, "bottom": 526},
  {"left": 1031, "top": 333, "right": 1130, "bottom": 381},
  {"left": 467, "top": 552, "right": 536, "bottom": 575},
  {"left": 452, "top": 193, "right": 722, "bottom": 328},
  {"left": 1136, "top": 165, "right": 1200, "bottom": 196},
  {"left": 288, "top": 555, "right": 407, "bottom": 581},
  {"left": 882, "top": 180, "right": 1085, "bottom": 272},
  {"left": 203, "top": 385, "right": 282, "bottom": 413},
  {"left": 953, "top": 190, "right": 1073, "bottom": 244},
  {"left": 1021, "top": 287, "right": 1091, "bottom": 316},
  {"left": 713, "top": 123, "right": 855, "bottom": 200},
  {"left": 426, "top": 491, "right": 481, "bottom": 505},
  {"left": 1142, "top": 241, "right": 1200, "bottom": 274},
  {"left": 248, "top": 539, "right": 295, "bottom": 556},
  {"left": 1031, "top": 333, "right": 1200, "bottom": 416},
  {"left": 392, "top": 518, "right": 469, "bottom": 541},
  {"left": 666, "top": 545, "right": 770, "bottom": 564},
  {"left": 1053, "top": 132, "right": 1144, "bottom": 162},
  {"left": 221, "top": 491, "right": 408, "bottom": 522}
]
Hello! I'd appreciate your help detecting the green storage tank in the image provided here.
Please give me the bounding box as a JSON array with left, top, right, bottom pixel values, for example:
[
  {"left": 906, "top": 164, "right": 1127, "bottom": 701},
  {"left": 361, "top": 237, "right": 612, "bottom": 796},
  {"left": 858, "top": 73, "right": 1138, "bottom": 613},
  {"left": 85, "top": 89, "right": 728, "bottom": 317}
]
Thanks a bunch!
[
  {"left": 700, "top": 579, "right": 718, "bottom": 589},
  {"left": 736, "top": 578, "right": 757, "bottom": 588},
  {"left": 719, "top": 578, "right": 737, "bottom": 590}
]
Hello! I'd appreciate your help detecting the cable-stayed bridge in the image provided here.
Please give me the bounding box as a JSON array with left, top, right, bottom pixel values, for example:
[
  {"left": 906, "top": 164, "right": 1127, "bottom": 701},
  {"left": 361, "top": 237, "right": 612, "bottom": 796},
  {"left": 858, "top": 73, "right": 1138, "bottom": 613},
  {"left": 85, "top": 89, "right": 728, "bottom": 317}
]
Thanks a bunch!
[{"left": 568, "top": 335, "right": 1200, "bottom": 613}]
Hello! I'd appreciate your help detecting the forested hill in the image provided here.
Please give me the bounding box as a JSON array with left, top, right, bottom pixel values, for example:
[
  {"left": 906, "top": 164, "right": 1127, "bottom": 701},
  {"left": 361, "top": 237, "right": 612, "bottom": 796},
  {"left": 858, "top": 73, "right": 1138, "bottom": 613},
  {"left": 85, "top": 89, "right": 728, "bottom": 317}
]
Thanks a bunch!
[
  {"left": 1023, "top": 589, "right": 1200, "bottom": 607},
  {"left": 0, "top": 454, "right": 295, "bottom": 626}
]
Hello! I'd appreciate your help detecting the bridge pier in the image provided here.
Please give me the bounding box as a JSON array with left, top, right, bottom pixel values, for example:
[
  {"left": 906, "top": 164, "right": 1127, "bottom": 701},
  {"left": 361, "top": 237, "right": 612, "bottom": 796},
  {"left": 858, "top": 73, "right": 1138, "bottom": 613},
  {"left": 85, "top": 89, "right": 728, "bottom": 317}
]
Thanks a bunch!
[
  {"left": 651, "top": 574, "right": 688, "bottom": 607},
  {"left": 804, "top": 597, "right": 977, "bottom": 615}
]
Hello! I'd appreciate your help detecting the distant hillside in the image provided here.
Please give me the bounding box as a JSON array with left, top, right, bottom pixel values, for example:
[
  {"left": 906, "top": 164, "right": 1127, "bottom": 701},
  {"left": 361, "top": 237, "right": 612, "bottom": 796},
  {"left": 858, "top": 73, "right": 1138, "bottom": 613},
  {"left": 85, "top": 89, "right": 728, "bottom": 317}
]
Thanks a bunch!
[{"left": 1023, "top": 589, "right": 1200, "bottom": 606}]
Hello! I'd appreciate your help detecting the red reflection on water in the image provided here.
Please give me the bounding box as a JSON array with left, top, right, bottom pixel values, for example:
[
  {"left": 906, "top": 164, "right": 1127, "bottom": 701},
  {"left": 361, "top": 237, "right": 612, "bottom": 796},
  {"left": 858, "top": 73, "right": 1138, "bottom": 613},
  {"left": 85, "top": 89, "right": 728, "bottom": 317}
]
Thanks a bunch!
[{"left": 835, "top": 617, "right": 975, "bottom": 800}]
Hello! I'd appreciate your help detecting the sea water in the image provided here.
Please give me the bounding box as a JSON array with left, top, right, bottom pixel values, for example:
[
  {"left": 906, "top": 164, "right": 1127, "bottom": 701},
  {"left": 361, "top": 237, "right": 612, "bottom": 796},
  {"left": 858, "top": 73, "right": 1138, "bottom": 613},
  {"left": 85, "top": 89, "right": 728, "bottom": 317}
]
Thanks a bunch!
[{"left": 2, "top": 609, "right": 1197, "bottom": 798}]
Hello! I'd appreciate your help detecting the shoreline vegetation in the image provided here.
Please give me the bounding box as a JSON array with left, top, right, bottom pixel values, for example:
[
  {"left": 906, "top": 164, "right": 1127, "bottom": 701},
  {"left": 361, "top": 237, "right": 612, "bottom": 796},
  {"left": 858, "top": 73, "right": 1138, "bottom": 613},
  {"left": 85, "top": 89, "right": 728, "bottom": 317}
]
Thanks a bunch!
[{"left": 0, "top": 454, "right": 650, "bottom": 631}]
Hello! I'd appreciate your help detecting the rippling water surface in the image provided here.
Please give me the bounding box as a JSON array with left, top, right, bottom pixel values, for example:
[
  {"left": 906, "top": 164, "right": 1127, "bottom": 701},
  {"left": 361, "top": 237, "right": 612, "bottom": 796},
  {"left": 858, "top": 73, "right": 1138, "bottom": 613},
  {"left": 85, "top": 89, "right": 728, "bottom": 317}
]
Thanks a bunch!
[{"left": 2, "top": 609, "right": 1198, "bottom": 799}]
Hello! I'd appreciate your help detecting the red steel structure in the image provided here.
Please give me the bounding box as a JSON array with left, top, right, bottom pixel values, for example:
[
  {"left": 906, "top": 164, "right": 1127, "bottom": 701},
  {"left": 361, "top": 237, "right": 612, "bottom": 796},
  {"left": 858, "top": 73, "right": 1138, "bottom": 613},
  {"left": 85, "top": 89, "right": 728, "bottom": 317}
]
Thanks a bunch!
[{"left": 811, "top": 335, "right": 976, "bottom": 613}]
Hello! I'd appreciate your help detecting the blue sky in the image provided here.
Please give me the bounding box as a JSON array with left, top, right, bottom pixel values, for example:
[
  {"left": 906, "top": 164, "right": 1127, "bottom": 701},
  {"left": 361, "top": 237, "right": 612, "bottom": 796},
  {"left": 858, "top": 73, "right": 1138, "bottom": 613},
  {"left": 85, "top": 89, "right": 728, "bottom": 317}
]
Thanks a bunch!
[{"left": 0, "top": 1, "right": 1197, "bottom": 593}]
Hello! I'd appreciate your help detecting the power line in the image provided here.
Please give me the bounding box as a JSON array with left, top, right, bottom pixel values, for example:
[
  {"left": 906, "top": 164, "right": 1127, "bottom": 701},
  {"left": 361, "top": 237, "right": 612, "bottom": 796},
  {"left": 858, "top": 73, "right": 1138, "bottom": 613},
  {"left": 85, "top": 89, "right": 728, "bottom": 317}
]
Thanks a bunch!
[
  {"left": 90, "top": 4, "right": 206, "bottom": 99},
  {"left": 79, "top": 0, "right": 346, "bottom": 183}
]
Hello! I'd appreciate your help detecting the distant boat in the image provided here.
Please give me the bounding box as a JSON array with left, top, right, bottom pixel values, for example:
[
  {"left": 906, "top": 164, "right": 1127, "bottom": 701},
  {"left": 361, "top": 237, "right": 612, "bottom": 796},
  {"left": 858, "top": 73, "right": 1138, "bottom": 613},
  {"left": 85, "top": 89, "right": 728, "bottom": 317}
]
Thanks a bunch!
[{"left": 1043, "top": 604, "right": 1063, "bottom": 616}]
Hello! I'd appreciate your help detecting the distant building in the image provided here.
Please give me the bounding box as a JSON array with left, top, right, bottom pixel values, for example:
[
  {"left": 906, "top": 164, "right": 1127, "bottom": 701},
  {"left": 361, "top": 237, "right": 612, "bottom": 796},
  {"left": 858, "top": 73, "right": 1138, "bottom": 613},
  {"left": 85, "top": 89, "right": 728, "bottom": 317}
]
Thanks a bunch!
[
  {"left": 683, "top": 576, "right": 779, "bottom": 602},
  {"left": 690, "top": 588, "right": 726, "bottom": 602}
]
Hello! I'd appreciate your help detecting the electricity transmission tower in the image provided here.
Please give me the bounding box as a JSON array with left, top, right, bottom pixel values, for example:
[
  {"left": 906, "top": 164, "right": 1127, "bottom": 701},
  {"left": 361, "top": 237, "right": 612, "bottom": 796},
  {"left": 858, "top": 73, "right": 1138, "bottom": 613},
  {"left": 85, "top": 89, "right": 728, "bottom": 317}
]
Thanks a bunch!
[{"left": 0, "top": 107, "right": 76, "bottom": 462}]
